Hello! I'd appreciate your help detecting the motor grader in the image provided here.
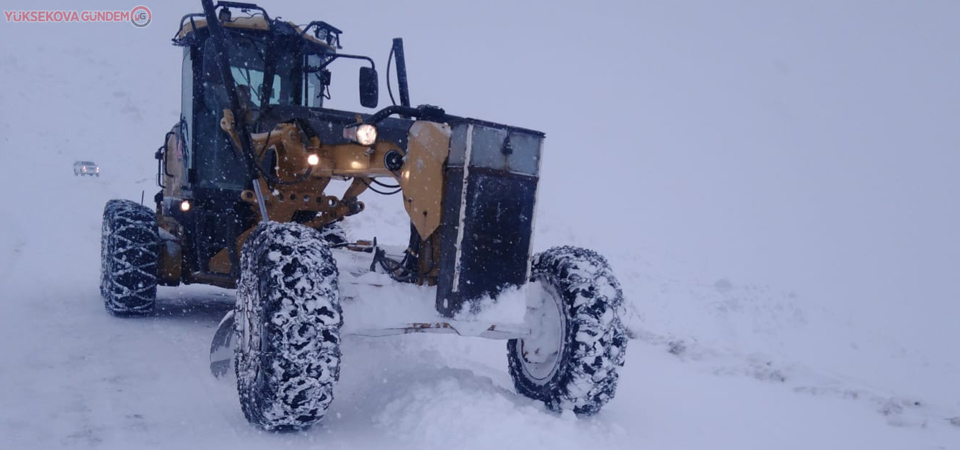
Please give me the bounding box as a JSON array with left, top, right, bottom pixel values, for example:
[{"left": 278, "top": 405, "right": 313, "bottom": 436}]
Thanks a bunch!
[{"left": 100, "top": 0, "right": 628, "bottom": 430}]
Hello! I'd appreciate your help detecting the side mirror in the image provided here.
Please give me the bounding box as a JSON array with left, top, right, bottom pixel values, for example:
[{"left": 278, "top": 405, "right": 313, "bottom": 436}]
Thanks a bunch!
[{"left": 359, "top": 66, "right": 379, "bottom": 108}]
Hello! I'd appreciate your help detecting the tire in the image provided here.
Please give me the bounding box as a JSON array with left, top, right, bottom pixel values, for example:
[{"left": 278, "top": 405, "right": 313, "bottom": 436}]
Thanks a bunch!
[
  {"left": 100, "top": 199, "right": 160, "bottom": 315},
  {"left": 507, "top": 246, "right": 628, "bottom": 415},
  {"left": 235, "top": 222, "right": 342, "bottom": 431},
  {"left": 318, "top": 220, "right": 348, "bottom": 246}
]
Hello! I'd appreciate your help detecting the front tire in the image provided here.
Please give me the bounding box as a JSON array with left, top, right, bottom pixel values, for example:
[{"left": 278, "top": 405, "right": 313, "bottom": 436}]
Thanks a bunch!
[
  {"left": 507, "top": 246, "right": 628, "bottom": 415},
  {"left": 100, "top": 199, "right": 159, "bottom": 315},
  {"left": 235, "top": 222, "right": 343, "bottom": 431}
]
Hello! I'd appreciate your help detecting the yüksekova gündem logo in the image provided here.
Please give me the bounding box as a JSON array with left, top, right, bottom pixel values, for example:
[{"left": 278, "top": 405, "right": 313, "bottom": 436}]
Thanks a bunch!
[{"left": 4, "top": 6, "right": 152, "bottom": 28}]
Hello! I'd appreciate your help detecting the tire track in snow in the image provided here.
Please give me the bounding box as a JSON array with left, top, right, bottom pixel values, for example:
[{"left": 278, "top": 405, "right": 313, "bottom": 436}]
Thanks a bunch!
[{"left": 633, "top": 329, "right": 960, "bottom": 431}]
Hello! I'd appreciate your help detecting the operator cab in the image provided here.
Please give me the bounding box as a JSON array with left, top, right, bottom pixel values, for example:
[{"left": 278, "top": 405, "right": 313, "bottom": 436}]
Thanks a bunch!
[
  {"left": 171, "top": 5, "right": 375, "bottom": 194},
  {"left": 162, "top": 3, "right": 378, "bottom": 282}
]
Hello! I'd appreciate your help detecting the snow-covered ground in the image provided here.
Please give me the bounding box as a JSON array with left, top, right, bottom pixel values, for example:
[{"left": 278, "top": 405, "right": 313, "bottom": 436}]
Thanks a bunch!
[{"left": 1, "top": 1, "right": 958, "bottom": 449}]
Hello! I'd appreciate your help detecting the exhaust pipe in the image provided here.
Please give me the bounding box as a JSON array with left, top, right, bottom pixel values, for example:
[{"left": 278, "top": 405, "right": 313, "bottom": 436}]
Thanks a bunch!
[{"left": 392, "top": 38, "right": 411, "bottom": 108}]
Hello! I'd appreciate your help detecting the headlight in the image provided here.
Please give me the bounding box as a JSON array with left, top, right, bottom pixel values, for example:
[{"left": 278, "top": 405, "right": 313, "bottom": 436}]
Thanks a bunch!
[
  {"left": 307, "top": 154, "right": 320, "bottom": 166},
  {"left": 343, "top": 123, "right": 377, "bottom": 146},
  {"left": 180, "top": 200, "right": 191, "bottom": 212}
]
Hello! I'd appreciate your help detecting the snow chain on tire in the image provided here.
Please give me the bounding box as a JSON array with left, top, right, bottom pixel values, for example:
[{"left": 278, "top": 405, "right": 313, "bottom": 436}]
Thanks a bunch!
[
  {"left": 100, "top": 199, "right": 160, "bottom": 315},
  {"left": 318, "top": 220, "right": 348, "bottom": 246},
  {"left": 507, "top": 246, "right": 628, "bottom": 415},
  {"left": 235, "top": 222, "right": 343, "bottom": 431}
]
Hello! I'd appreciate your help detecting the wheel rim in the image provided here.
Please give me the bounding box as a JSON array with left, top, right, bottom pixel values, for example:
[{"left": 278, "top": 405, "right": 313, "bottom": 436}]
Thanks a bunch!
[
  {"left": 517, "top": 280, "right": 566, "bottom": 385},
  {"left": 236, "top": 292, "right": 257, "bottom": 381}
]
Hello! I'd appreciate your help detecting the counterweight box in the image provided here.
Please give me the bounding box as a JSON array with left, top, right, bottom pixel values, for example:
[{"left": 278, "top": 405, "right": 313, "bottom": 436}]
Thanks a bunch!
[{"left": 436, "top": 120, "right": 544, "bottom": 316}]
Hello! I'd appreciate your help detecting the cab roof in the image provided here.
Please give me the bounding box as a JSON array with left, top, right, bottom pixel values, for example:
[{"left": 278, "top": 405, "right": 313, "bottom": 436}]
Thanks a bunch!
[{"left": 173, "top": 12, "right": 339, "bottom": 52}]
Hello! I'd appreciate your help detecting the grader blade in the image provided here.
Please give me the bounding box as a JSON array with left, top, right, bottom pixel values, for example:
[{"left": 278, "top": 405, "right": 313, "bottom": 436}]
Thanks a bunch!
[{"left": 209, "top": 310, "right": 235, "bottom": 379}]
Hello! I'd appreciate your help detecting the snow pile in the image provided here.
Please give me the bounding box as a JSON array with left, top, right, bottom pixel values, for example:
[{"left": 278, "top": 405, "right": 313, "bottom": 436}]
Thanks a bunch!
[
  {"left": 373, "top": 376, "right": 625, "bottom": 450},
  {"left": 454, "top": 285, "right": 527, "bottom": 324}
]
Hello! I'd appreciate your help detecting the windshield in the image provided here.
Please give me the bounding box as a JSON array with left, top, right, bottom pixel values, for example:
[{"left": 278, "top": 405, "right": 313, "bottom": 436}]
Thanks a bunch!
[
  {"left": 203, "top": 33, "right": 300, "bottom": 109},
  {"left": 201, "top": 31, "right": 339, "bottom": 111},
  {"left": 303, "top": 54, "right": 326, "bottom": 108},
  {"left": 196, "top": 32, "right": 325, "bottom": 191}
]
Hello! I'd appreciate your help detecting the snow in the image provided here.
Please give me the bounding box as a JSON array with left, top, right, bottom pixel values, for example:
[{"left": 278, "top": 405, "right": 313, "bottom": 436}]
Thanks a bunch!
[{"left": 1, "top": 0, "right": 959, "bottom": 449}]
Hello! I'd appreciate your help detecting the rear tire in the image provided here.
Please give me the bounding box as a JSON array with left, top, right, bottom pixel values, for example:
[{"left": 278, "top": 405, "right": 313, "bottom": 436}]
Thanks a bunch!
[
  {"left": 235, "top": 222, "right": 342, "bottom": 431},
  {"left": 507, "top": 246, "right": 628, "bottom": 415},
  {"left": 100, "top": 199, "right": 159, "bottom": 315}
]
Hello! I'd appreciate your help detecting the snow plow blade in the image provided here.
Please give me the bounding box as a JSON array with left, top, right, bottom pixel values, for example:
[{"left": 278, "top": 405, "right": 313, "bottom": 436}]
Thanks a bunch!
[{"left": 209, "top": 310, "right": 235, "bottom": 379}]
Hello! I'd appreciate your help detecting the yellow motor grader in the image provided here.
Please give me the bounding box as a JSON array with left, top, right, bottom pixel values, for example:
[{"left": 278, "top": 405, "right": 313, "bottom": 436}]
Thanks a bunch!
[{"left": 100, "top": 0, "right": 628, "bottom": 430}]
